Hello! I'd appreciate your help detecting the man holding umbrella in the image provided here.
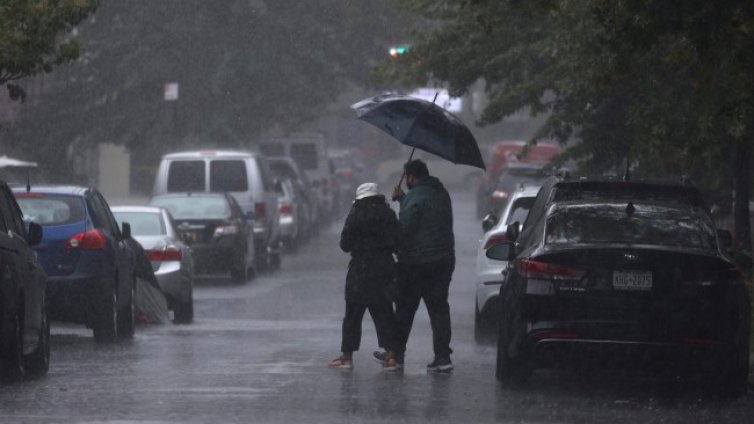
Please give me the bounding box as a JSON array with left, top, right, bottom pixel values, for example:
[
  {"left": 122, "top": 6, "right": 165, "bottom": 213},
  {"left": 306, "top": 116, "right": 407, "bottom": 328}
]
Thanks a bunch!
[
  {"left": 375, "top": 158, "right": 455, "bottom": 372},
  {"left": 352, "top": 92, "right": 485, "bottom": 372}
]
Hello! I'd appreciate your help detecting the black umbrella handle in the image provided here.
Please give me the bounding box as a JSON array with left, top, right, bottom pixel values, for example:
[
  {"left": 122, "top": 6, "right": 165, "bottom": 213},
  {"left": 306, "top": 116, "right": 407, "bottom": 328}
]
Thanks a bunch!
[{"left": 397, "top": 146, "right": 417, "bottom": 187}]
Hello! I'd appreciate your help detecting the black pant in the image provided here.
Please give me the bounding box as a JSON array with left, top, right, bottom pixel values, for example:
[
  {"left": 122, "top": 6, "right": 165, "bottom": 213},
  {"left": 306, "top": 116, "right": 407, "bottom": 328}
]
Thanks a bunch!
[
  {"left": 394, "top": 255, "right": 455, "bottom": 358},
  {"left": 340, "top": 299, "right": 397, "bottom": 353}
]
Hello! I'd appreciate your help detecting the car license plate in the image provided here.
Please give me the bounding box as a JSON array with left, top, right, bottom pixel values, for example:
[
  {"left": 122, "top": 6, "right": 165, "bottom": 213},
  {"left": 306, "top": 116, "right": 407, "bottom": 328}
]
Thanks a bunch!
[
  {"left": 612, "top": 271, "right": 652, "bottom": 291},
  {"left": 183, "top": 231, "right": 199, "bottom": 243}
]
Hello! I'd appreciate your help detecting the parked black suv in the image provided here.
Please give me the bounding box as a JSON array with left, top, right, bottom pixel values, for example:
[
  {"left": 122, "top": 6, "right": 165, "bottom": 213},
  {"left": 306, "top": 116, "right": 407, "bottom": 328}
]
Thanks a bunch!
[
  {"left": 491, "top": 176, "right": 752, "bottom": 396},
  {"left": 0, "top": 182, "right": 49, "bottom": 380}
]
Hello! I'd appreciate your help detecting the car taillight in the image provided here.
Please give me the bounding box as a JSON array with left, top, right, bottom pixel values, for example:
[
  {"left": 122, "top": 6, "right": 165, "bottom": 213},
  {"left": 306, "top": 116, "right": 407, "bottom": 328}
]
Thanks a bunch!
[
  {"left": 214, "top": 225, "right": 239, "bottom": 236},
  {"left": 279, "top": 203, "right": 294, "bottom": 215},
  {"left": 491, "top": 190, "right": 509, "bottom": 200},
  {"left": 148, "top": 245, "right": 182, "bottom": 262},
  {"left": 338, "top": 169, "right": 352, "bottom": 178},
  {"left": 254, "top": 202, "right": 266, "bottom": 220},
  {"left": 519, "top": 259, "right": 586, "bottom": 281},
  {"left": 66, "top": 229, "right": 106, "bottom": 250},
  {"left": 483, "top": 233, "right": 508, "bottom": 250}
]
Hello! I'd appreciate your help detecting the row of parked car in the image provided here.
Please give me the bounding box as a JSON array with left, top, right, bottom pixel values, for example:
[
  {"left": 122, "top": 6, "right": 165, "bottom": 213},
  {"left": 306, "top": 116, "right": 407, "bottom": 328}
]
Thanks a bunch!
[
  {"left": 0, "top": 141, "right": 366, "bottom": 381},
  {"left": 473, "top": 174, "right": 753, "bottom": 396}
]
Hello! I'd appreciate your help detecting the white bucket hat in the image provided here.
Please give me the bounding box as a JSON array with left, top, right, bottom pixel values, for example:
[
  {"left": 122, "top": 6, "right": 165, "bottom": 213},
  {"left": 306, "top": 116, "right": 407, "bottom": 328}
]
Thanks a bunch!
[{"left": 355, "top": 182, "right": 380, "bottom": 200}]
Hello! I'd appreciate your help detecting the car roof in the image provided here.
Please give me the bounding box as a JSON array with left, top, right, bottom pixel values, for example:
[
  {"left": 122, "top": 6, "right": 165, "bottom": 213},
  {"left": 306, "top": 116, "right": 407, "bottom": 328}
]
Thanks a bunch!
[
  {"left": 10, "top": 184, "right": 90, "bottom": 196},
  {"left": 151, "top": 192, "right": 227, "bottom": 199},
  {"left": 551, "top": 178, "right": 706, "bottom": 207},
  {"left": 111, "top": 205, "right": 165, "bottom": 214},
  {"left": 161, "top": 150, "right": 259, "bottom": 160}
]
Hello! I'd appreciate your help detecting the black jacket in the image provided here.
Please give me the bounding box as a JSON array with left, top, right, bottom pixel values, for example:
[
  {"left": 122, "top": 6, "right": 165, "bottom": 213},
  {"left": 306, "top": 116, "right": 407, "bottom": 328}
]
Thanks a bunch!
[{"left": 340, "top": 195, "right": 400, "bottom": 303}]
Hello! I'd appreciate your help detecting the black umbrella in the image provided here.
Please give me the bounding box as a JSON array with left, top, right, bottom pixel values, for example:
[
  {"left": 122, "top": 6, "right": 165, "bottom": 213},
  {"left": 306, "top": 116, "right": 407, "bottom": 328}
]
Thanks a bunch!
[{"left": 351, "top": 93, "right": 486, "bottom": 185}]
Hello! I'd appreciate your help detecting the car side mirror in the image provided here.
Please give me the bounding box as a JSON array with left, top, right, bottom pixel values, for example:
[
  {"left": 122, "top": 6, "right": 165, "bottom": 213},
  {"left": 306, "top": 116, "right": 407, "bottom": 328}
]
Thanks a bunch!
[
  {"left": 27, "top": 222, "right": 43, "bottom": 246},
  {"left": 485, "top": 242, "right": 512, "bottom": 261},
  {"left": 506, "top": 221, "right": 520, "bottom": 242},
  {"left": 121, "top": 222, "right": 132, "bottom": 239},
  {"left": 482, "top": 213, "right": 498, "bottom": 233},
  {"left": 717, "top": 229, "right": 733, "bottom": 249}
]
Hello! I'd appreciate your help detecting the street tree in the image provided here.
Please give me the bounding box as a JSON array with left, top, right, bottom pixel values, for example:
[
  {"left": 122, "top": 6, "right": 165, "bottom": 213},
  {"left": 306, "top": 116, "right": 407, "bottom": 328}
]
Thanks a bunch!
[
  {"left": 374, "top": 0, "right": 754, "bottom": 250},
  {"left": 0, "top": 0, "right": 99, "bottom": 101}
]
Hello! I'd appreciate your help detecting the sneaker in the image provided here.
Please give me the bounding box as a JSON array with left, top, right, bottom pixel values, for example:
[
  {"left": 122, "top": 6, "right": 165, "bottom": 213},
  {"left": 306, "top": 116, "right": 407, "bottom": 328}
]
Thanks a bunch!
[
  {"left": 328, "top": 356, "right": 353, "bottom": 369},
  {"left": 373, "top": 350, "right": 404, "bottom": 368},
  {"left": 426, "top": 356, "right": 453, "bottom": 372}
]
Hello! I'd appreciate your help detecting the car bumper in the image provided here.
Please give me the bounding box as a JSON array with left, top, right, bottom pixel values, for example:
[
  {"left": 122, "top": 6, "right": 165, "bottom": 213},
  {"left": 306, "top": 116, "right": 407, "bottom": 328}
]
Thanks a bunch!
[
  {"left": 476, "top": 282, "right": 501, "bottom": 320},
  {"left": 279, "top": 215, "right": 296, "bottom": 238},
  {"left": 154, "top": 261, "right": 191, "bottom": 303},
  {"left": 190, "top": 240, "right": 242, "bottom": 274}
]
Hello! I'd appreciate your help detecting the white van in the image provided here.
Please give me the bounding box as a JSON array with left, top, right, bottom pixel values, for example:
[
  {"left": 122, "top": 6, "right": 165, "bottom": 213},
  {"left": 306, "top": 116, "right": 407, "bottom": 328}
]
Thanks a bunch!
[
  {"left": 152, "top": 150, "right": 281, "bottom": 270},
  {"left": 259, "top": 133, "right": 335, "bottom": 221}
]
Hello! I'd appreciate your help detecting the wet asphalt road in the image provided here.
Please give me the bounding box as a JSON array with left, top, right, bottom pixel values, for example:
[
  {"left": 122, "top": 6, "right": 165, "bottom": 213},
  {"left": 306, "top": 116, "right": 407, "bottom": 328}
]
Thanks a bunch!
[{"left": 1, "top": 189, "right": 754, "bottom": 423}]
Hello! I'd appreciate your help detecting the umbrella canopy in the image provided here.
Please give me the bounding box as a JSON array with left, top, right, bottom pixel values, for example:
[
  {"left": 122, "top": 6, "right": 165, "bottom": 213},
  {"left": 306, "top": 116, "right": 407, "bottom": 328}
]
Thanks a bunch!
[
  {"left": 0, "top": 155, "right": 37, "bottom": 168},
  {"left": 351, "top": 93, "right": 485, "bottom": 170}
]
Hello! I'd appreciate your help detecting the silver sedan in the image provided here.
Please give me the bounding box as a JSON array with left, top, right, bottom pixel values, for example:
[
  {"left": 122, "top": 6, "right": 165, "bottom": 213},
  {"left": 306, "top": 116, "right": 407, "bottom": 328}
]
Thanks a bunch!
[{"left": 112, "top": 206, "right": 195, "bottom": 323}]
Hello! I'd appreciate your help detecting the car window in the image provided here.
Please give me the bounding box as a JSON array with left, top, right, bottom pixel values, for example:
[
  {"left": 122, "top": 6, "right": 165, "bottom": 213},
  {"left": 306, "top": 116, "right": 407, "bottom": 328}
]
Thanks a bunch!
[
  {"left": 168, "top": 160, "right": 205, "bottom": 192},
  {"left": 290, "top": 143, "right": 318, "bottom": 170},
  {"left": 89, "top": 192, "right": 118, "bottom": 236},
  {"left": 151, "top": 196, "right": 231, "bottom": 220},
  {"left": 545, "top": 205, "right": 715, "bottom": 249},
  {"left": 210, "top": 160, "right": 248, "bottom": 192},
  {"left": 113, "top": 211, "right": 166, "bottom": 236},
  {"left": 505, "top": 197, "right": 535, "bottom": 226},
  {"left": 15, "top": 194, "right": 87, "bottom": 226}
]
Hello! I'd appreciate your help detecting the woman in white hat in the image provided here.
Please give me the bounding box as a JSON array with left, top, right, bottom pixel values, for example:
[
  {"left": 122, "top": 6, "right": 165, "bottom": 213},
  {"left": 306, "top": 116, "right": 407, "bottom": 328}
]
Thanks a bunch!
[{"left": 328, "top": 182, "right": 400, "bottom": 371}]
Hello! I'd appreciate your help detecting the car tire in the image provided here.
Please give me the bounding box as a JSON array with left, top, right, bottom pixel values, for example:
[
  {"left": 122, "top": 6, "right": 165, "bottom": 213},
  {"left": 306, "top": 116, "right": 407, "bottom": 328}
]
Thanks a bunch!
[
  {"left": 117, "top": 282, "right": 135, "bottom": 339},
  {"left": 25, "top": 308, "right": 50, "bottom": 378},
  {"left": 93, "top": 283, "right": 118, "bottom": 341},
  {"left": 173, "top": 292, "right": 194, "bottom": 324},
  {"left": 269, "top": 250, "right": 281, "bottom": 271},
  {"left": 1, "top": 311, "right": 25, "bottom": 381},
  {"left": 496, "top": 312, "right": 530, "bottom": 387},
  {"left": 230, "top": 254, "right": 249, "bottom": 284}
]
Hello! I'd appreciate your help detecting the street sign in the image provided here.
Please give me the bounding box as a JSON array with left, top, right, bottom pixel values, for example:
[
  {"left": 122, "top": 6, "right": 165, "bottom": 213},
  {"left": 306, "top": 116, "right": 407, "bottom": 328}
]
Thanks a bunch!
[{"left": 164, "top": 83, "right": 179, "bottom": 101}]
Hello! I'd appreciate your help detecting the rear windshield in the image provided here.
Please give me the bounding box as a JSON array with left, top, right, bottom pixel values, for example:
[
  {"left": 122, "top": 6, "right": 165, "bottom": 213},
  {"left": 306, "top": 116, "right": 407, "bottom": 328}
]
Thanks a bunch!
[
  {"left": 545, "top": 205, "right": 715, "bottom": 249},
  {"left": 15, "top": 194, "right": 86, "bottom": 225},
  {"left": 112, "top": 211, "right": 165, "bottom": 236},
  {"left": 151, "top": 196, "right": 230, "bottom": 220},
  {"left": 290, "top": 143, "right": 318, "bottom": 170},
  {"left": 167, "top": 161, "right": 205, "bottom": 192},
  {"left": 210, "top": 160, "right": 248, "bottom": 192}
]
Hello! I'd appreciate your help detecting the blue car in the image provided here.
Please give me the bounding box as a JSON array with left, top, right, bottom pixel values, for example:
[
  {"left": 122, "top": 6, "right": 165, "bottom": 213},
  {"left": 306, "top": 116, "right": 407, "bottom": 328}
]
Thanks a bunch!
[{"left": 13, "top": 185, "right": 136, "bottom": 340}]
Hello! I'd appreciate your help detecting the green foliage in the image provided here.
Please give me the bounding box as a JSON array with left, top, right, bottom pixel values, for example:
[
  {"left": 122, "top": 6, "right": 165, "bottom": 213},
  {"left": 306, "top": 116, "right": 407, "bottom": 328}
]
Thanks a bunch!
[
  {"left": 11, "top": 0, "right": 412, "bottom": 158},
  {"left": 376, "top": 0, "right": 754, "bottom": 186},
  {"left": 0, "top": 0, "right": 99, "bottom": 100}
]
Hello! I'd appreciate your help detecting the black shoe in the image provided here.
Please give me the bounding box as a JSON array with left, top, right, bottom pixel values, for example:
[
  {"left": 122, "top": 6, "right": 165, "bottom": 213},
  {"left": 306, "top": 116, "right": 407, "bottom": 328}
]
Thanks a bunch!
[
  {"left": 373, "top": 350, "right": 403, "bottom": 368},
  {"left": 426, "top": 356, "right": 453, "bottom": 372}
]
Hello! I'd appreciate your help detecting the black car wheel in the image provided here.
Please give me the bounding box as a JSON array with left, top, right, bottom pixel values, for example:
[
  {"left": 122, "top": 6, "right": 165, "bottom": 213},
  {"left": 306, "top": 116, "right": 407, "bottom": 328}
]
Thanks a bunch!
[
  {"left": 173, "top": 292, "right": 194, "bottom": 324},
  {"left": 93, "top": 283, "right": 118, "bottom": 341},
  {"left": 1, "top": 311, "right": 25, "bottom": 381},
  {"left": 230, "top": 253, "right": 248, "bottom": 284},
  {"left": 117, "top": 282, "right": 135, "bottom": 339},
  {"left": 25, "top": 308, "right": 50, "bottom": 378},
  {"left": 496, "top": 313, "right": 531, "bottom": 387}
]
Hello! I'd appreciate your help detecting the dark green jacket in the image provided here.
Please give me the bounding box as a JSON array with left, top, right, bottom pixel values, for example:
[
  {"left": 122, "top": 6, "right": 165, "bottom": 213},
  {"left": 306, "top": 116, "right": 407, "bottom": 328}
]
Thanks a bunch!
[{"left": 397, "top": 176, "right": 454, "bottom": 264}]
